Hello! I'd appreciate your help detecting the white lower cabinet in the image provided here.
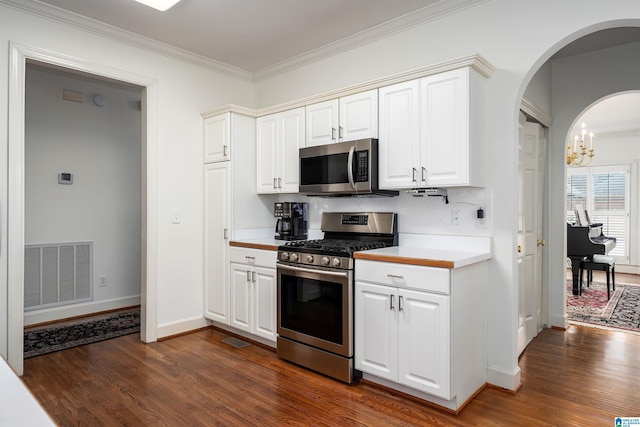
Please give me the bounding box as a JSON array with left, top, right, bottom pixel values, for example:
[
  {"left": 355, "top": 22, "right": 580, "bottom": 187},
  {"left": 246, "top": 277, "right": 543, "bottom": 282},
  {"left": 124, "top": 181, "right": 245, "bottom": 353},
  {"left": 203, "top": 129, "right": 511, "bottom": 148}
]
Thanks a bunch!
[
  {"left": 355, "top": 266, "right": 451, "bottom": 399},
  {"left": 355, "top": 258, "right": 487, "bottom": 411},
  {"left": 229, "top": 247, "right": 277, "bottom": 343}
]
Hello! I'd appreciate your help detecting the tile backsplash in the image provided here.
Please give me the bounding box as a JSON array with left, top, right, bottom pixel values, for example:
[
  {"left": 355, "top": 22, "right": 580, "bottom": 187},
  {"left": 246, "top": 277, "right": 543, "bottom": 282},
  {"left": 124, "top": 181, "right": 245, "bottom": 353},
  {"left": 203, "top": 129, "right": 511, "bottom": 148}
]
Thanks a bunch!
[{"left": 279, "top": 187, "right": 492, "bottom": 237}]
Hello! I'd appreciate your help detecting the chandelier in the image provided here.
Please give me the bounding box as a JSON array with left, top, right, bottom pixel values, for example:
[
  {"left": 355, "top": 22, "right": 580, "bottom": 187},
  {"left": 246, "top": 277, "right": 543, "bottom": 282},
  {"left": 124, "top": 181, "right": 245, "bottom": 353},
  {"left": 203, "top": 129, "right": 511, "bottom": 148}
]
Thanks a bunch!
[{"left": 567, "top": 123, "right": 595, "bottom": 167}]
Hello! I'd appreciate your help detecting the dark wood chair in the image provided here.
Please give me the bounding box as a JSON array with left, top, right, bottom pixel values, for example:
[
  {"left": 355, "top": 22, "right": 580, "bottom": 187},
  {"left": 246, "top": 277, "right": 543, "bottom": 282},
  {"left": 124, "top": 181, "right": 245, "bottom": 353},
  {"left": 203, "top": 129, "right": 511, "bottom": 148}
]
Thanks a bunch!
[{"left": 579, "top": 255, "right": 615, "bottom": 299}]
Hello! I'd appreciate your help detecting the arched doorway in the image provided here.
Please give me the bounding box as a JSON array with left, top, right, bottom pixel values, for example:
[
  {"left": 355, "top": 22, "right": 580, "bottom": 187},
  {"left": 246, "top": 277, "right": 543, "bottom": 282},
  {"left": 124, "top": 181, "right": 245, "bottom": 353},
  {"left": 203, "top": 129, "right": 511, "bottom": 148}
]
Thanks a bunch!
[{"left": 519, "top": 26, "right": 640, "bottom": 346}]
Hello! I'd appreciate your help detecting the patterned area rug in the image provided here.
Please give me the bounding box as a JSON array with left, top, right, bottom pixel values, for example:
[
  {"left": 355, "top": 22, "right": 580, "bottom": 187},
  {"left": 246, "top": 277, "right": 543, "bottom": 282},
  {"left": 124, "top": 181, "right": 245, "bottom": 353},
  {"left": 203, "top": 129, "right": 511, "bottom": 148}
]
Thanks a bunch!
[
  {"left": 24, "top": 308, "right": 140, "bottom": 358},
  {"left": 567, "top": 280, "right": 640, "bottom": 333}
]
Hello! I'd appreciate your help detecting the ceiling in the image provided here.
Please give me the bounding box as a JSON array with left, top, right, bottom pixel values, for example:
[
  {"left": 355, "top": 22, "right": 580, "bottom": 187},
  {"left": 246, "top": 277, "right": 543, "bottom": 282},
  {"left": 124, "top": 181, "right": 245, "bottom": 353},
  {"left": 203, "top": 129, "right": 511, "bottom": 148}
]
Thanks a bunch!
[
  {"left": 28, "top": 0, "right": 470, "bottom": 74},
  {"left": 16, "top": 0, "right": 640, "bottom": 134}
]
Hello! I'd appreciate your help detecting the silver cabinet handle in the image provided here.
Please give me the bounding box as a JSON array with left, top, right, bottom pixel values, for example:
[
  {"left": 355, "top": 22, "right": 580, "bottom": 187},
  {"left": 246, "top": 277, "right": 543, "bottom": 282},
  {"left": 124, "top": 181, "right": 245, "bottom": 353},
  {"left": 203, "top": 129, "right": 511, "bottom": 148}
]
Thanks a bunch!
[
  {"left": 421, "top": 167, "right": 426, "bottom": 183},
  {"left": 387, "top": 274, "right": 404, "bottom": 280},
  {"left": 412, "top": 168, "right": 417, "bottom": 182},
  {"left": 223, "top": 145, "right": 228, "bottom": 157},
  {"left": 331, "top": 127, "right": 336, "bottom": 141},
  {"left": 252, "top": 271, "right": 256, "bottom": 283},
  {"left": 223, "top": 229, "right": 228, "bottom": 239},
  {"left": 399, "top": 295, "right": 404, "bottom": 312},
  {"left": 273, "top": 178, "right": 277, "bottom": 189},
  {"left": 245, "top": 256, "right": 255, "bottom": 262},
  {"left": 246, "top": 270, "right": 251, "bottom": 282},
  {"left": 277, "top": 177, "right": 282, "bottom": 188},
  {"left": 339, "top": 126, "right": 343, "bottom": 139},
  {"left": 390, "top": 294, "right": 395, "bottom": 311}
]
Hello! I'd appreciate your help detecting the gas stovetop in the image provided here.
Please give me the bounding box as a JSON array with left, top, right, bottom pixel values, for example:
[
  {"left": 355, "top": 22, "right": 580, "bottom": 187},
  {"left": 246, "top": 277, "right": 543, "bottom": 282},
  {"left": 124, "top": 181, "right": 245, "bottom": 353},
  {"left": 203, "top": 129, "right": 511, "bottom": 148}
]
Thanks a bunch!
[
  {"left": 281, "top": 239, "right": 390, "bottom": 255},
  {"left": 277, "top": 212, "right": 397, "bottom": 270}
]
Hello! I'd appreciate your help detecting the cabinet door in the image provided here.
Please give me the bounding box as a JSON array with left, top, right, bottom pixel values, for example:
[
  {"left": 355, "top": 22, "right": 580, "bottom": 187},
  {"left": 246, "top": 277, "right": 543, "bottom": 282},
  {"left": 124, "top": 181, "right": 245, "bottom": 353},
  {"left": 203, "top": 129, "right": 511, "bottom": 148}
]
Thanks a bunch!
[
  {"left": 378, "top": 80, "right": 421, "bottom": 189},
  {"left": 204, "top": 163, "right": 230, "bottom": 323},
  {"left": 253, "top": 266, "right": 277, "bottom": 342},
  {"left": 256, "top": 114, "right": 279, "bottom": 194},
  {"left": 229, "top": 263, "right": 252, "bottom": 334},
  {"left": 397, "top": 288, "right": 451, "bottom": 399},
  {"left": 421, "top": 68, "right": 469, "bottom": 186},
  {"left": 278, "top": 107, "right": 305, "bottom": 193},
  {"left": 305, "top": 99, "right": 339, "bottom": 147},
  {"left": 355, "top": 281, "right": 397, "bottom": 382},
  {"left": 204, "top": 113, "right": 230, "bottom": 163},
  {"left": 339, "top": 90, "right": 378, "bottom": 142}
]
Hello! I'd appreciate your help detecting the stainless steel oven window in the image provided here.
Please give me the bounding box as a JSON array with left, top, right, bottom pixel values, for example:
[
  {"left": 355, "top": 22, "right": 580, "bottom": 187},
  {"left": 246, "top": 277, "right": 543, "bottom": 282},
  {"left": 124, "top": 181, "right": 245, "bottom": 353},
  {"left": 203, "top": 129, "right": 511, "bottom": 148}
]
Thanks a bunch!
[{"left": 277, "top": 264, "right": 353, "bottom": 357}]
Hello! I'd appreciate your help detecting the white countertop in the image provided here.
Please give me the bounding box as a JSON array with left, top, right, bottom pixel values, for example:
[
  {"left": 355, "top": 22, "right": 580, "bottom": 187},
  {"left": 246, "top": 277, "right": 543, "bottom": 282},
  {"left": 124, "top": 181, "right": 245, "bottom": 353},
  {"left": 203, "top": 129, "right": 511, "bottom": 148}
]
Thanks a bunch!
[
  {"left": 353, "top": 246, "right": 491, "bottom": 268},
  {"left": 0, "top": 358, "right": 55, "bottom": 426},
  {"left": 231, "top": 234, "right": 492, "bottom": 268}
]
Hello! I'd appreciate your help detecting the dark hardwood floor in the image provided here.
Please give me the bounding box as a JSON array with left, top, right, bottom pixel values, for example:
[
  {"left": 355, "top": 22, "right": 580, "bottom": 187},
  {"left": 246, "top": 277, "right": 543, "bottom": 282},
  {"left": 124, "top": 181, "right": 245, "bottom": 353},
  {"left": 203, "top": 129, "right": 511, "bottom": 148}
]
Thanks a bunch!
[{"left": 22, "top": 320, "right": 640, "bottom": 426}]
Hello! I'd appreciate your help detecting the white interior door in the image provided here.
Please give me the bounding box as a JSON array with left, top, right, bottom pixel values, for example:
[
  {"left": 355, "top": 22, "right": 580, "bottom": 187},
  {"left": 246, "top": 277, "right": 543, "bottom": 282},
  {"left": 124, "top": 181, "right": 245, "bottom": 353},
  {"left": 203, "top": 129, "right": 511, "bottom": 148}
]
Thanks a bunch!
[{"left": 517, "top": 112, "right": 545, "bottom": 355}]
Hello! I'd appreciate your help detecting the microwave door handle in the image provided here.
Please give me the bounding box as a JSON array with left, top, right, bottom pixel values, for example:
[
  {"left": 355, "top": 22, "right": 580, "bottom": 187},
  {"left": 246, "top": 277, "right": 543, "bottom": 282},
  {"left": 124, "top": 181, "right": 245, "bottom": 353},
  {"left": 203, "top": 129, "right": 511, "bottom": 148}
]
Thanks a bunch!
[{"left": 347, "top": 145, "right": 356, "bottom": 189}]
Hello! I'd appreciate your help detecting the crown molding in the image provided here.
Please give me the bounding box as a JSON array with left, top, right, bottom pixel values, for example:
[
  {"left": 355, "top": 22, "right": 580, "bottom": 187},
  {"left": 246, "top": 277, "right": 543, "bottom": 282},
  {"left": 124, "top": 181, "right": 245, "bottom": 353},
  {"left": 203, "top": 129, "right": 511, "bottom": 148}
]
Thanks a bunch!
[
  {"left": 201, "top": 104, "right": 258, "bottom": 120},
  {"left": 252, "top": 0, "right": 488, "bottom": 81},
  {"left": 256, "top": 53, "right": 494, "bottom": 116},
  {"left": 1, "top": 0, "right": 486, "bottom": 84},
  {"left": 521, "top": 97, "right": 552, "bottom": 128},
  {"left": 0, "top": 0, "right": 253, "bottom": 81}
]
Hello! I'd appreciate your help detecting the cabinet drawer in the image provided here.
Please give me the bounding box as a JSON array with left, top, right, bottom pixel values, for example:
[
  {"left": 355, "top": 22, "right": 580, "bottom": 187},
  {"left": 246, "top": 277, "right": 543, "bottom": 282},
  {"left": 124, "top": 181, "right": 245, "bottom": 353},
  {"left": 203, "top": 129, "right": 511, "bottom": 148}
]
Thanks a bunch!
[
  {"left": 229, "top": 247, "right": 276, "bottom": 268},
  {"left": 355, "top": 259, "right": 449, "bottom": 294}
]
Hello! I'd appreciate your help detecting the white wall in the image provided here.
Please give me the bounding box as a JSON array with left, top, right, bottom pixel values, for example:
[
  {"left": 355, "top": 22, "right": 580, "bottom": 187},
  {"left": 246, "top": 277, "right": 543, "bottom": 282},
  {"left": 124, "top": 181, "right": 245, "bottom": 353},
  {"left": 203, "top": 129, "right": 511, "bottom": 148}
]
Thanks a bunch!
[
  {"left": 24, "top": 64, "right": 142, "bottom": 324},
  {"left": 0, "top": 3, "right": 255, "bottom": 358},
  {"left": 254, "top": 0, "right": 640, "bottom": 390}
]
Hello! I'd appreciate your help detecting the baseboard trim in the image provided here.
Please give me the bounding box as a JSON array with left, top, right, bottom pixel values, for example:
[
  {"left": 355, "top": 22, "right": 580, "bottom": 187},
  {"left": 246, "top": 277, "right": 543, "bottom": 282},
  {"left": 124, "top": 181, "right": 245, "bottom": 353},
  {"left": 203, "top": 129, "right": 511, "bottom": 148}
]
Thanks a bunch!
[
  {"left": 487, "top": 365, "right": 521, "bottom": 391},
  {"left": 24, "top": 296, "right": 141, "bottom": 326},
  {"left": 156, "top": 316, "right": 209, "bottom": 339}
]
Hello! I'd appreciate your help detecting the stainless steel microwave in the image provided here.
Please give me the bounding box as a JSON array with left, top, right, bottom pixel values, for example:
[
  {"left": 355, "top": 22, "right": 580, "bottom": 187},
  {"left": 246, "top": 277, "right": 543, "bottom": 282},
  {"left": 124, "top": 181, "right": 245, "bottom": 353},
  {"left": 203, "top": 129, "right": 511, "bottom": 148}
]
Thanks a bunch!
[{"left": 298, "top": 138, "right": 398, "bottom": 197}]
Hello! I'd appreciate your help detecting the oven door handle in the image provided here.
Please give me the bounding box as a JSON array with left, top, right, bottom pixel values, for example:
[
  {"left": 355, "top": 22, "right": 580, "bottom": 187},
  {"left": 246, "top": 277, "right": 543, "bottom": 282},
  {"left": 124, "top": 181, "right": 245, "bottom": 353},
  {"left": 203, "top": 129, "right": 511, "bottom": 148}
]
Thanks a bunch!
[{"left": 278, "top": 263, "right": 349, "bottom": 278}]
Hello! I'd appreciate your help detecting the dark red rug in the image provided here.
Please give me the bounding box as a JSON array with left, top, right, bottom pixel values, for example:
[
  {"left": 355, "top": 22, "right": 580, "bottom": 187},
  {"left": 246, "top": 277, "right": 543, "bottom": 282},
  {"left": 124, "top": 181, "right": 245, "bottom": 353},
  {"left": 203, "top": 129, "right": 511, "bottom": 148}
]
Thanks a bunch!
[{"left": 567, "top": 280, "right": 640, "bottom": 333}]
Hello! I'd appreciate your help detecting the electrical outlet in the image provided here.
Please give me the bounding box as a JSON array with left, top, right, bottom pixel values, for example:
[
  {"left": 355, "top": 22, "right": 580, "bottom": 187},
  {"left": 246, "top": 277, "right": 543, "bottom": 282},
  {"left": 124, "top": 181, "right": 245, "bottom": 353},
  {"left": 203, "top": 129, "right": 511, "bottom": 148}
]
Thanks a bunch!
[
  {"left": 451, "top": 210, "right": 461, "bottom": 228},
  {"left": 99, "top": 275, "right": 108, "bottom": 287}
]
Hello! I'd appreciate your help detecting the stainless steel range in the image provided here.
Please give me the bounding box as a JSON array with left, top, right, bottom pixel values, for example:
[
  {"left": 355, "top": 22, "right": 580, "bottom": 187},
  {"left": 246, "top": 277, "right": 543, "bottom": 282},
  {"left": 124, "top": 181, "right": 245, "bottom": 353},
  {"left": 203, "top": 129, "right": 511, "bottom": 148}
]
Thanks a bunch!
[{"left": 276, "top": 212, "right": 398, "bottom": 383}]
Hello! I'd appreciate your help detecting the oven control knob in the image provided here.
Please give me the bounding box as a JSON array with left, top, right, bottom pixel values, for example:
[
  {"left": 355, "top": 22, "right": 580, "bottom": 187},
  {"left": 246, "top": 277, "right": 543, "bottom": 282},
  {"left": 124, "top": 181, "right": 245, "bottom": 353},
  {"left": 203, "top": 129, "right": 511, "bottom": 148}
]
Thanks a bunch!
[
  {"left": 332, "top": 258, "right": 341, "bottom": 267},
  {"left": 321, "top": 256, "right": 330, "bottom": 265},
  {"left": 305, "top": 255, "right": 314, "bottom": 263},
  {"left": 290, "top": 253, "right": 299, "bottom": 262},
  {"left": 280, "top": 252, "right": 290, "bottom": 261}
]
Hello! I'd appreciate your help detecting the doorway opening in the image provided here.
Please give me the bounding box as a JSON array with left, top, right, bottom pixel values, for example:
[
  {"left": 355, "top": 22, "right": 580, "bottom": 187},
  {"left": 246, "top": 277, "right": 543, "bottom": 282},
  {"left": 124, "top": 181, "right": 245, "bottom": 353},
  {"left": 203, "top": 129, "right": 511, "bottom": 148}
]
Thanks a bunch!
[{"left": 23, "top": 63, "right": 142, "bottom": 329}]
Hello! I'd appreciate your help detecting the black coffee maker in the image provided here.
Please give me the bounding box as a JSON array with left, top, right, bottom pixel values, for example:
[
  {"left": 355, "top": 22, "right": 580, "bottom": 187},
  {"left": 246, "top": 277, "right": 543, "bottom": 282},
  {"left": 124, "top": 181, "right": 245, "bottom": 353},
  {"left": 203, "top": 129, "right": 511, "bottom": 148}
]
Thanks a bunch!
[{"left": 274, "top": 202, "right": 308, "bottom": 240}]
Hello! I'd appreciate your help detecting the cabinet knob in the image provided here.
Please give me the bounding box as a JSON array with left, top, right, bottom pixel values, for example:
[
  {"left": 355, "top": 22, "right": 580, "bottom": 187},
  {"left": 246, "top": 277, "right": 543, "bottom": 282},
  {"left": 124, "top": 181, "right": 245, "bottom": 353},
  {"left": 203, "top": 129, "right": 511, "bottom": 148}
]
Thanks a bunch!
[{"left": 537, "top": 240, "right": 546, "bottom": 247}]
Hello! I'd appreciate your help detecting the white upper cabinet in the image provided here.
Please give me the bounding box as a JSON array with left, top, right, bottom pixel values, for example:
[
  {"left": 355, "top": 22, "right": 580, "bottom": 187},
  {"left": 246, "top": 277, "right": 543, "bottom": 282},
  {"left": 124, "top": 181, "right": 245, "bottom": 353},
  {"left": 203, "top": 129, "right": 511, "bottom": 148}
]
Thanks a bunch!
[
  {"left": 256, "top": 107, "right": 305, "bottom": 194},
  {"left": 378, "top": 80, "right": 421, "bottom": 188},
  {"left": 204, "top": 112, "right": 231, "bottom": 162},
  {"left": 305, "top": 89, "right": 378, "bottom": 147},
  {"left": 379, "top": 67, "right": 486, "bottom": 189}
]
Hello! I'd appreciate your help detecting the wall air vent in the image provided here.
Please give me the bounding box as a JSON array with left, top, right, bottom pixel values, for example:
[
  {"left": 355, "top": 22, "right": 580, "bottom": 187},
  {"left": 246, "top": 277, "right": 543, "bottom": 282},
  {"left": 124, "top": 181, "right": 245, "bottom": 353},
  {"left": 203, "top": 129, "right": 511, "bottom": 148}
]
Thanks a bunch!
[{"left": 24, "top": 242, "right": 93, "bottom": 310}]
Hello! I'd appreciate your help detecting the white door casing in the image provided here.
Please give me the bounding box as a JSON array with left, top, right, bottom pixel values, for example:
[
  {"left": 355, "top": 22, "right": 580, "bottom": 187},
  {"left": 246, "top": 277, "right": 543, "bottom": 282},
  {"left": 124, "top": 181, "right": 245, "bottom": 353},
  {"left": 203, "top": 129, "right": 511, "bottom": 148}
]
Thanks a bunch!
[{"left": 6, "top": 42, "right": 158, "bottom": 375}]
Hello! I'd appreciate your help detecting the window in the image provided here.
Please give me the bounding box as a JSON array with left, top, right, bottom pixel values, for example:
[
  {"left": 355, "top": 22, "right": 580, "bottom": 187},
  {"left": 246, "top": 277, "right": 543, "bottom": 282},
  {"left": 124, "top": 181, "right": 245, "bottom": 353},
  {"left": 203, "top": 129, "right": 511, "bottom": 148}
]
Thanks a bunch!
[{"left": 566, "top": 165, "right": 629, "bottom": 263}]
